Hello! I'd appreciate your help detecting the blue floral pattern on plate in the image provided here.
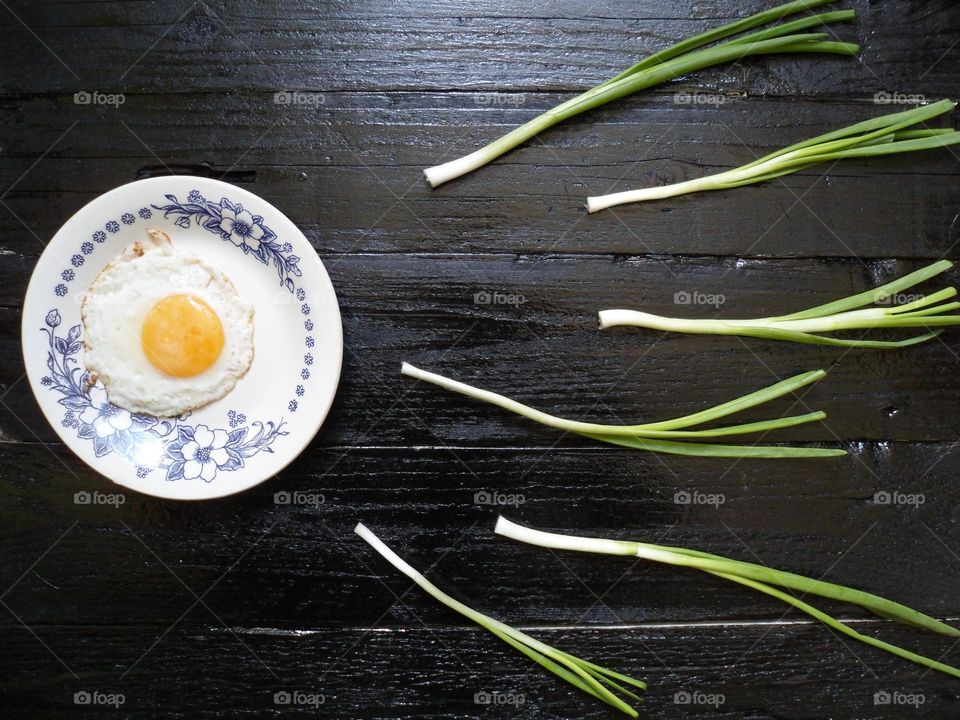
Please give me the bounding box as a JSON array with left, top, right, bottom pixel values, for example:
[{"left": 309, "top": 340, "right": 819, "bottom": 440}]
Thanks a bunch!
[
  {"left": 41, "top": 311, "right": 287, "bottom": 483},
  {"left": 39, "top": 189, "right": 315, "bottom": 482},
  {"left": 151, "top": 192, "right": 302, "bottom": 293}
]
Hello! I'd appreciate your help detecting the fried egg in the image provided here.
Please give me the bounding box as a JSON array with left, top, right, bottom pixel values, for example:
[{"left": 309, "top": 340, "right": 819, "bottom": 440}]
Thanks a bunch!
[{"left": 81, "top": 229, "right": 254, "bottom": 417}]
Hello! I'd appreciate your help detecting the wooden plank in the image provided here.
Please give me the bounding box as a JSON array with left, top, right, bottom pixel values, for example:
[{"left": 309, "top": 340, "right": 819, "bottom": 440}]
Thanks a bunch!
[
  {"left": 1, "top": 1, "right": 956, "bottom": 96},
  {"left": 0, "top": 622, "right": 957, "bottom": 719},
  {"left": 6, "top": 254, "right": 960, "bottom": 444},
  {"left": 2, "top": 94, "right": 958, "bottom": 258},
  {"left": 2, "top": 442, "right": 958, "bottom": 627}
]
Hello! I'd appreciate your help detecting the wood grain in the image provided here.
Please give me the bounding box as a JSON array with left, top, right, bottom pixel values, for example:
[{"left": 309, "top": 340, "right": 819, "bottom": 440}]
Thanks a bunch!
[
  {"left": 6, "top": 256, "right": 960, "bottom": 444},
  {"left": 2, "top": 94, "right": 960, "bottom": 258},
  {"left": 3, "top": 0, "right": 960, "bottom": 717},
  {"left": 1, "top": 622, "right": 956, "bottom": 719}
]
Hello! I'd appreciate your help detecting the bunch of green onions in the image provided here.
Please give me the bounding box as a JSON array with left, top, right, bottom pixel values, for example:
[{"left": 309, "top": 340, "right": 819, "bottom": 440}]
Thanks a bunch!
[
  {"left": 587, "top": 99, "right": 960, "bottom": 211},
  {"left": 600, "top": 260, "right": 960, "bottom": 348},
  {"left": 355, "top": 523, "right": 646, "bottom": 717},
  {"left": 495, "top": 517, "right": 960, "bottom": 679},
  {"left": 424, "top": 0, "right": 859, "bottom": 187},
  {"left": 401, "top": 362, "right": 844, "bottom": 459}
]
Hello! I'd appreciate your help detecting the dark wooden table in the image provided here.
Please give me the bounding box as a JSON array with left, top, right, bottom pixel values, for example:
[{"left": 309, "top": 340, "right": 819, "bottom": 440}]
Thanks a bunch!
[{"left": 2, "top": 1, "right": 960, "bottom": 718}]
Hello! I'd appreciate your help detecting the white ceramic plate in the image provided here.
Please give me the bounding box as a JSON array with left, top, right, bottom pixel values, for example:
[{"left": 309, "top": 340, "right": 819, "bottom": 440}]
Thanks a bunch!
[{"left": 22, "top": 177, "right": 342, "bottom": 500}]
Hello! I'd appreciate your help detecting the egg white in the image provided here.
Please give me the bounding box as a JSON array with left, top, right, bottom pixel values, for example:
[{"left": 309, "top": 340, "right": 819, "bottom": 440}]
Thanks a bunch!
[{"left": 81, "top": 229, "right": 255, "bottom": 417}]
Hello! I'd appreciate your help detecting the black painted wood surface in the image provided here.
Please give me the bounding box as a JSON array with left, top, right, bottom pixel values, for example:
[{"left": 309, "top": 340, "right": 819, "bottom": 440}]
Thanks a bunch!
[{"left": 2, "top": 1, "right": 960, "bottom": 718}]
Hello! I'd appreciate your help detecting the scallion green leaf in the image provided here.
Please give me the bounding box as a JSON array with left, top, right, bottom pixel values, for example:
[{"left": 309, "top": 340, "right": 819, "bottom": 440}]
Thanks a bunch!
[
  {"left": 495, "top": 517, "right": 960, "bottom": 678},
  {"left": 401, "top": 362, "right": 843, "bottom": 459},
  {"left": 355, "top": 522, "right": 646, "bottom": 716},
  {"left": 424, "top": 0, "right": 858, "bottom": 187},
  {"left": 599, "top": 260, "right": 959, "bottom": 348},
  {"left": 586, "top": 100, "right": 959, "bottom": 211}
]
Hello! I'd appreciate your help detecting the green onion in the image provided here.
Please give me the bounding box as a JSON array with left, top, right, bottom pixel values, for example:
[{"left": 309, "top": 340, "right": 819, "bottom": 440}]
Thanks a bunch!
[
  {"left": 600, "top": 260, "right": 960, "bottom": 348},
  {"left": 355, "top": 522, "right": 646, "bottom": 716},
  {"left": 587, "top": 99, "right": 960, "bottom": 211},
  {"left": 495, "top": 517, "right": 960, "bottom": 679},
  {"left": 423, "top": 0, "right": 859, "bottom": 187},
  {"left": 401, "top": 362, "right": 844, "bottom": 459}
]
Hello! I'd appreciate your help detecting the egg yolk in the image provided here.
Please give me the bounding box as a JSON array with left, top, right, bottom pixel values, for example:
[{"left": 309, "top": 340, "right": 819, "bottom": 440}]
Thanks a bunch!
[{"left": 141, "top": 294, "right": 224, "bottom": 377}]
